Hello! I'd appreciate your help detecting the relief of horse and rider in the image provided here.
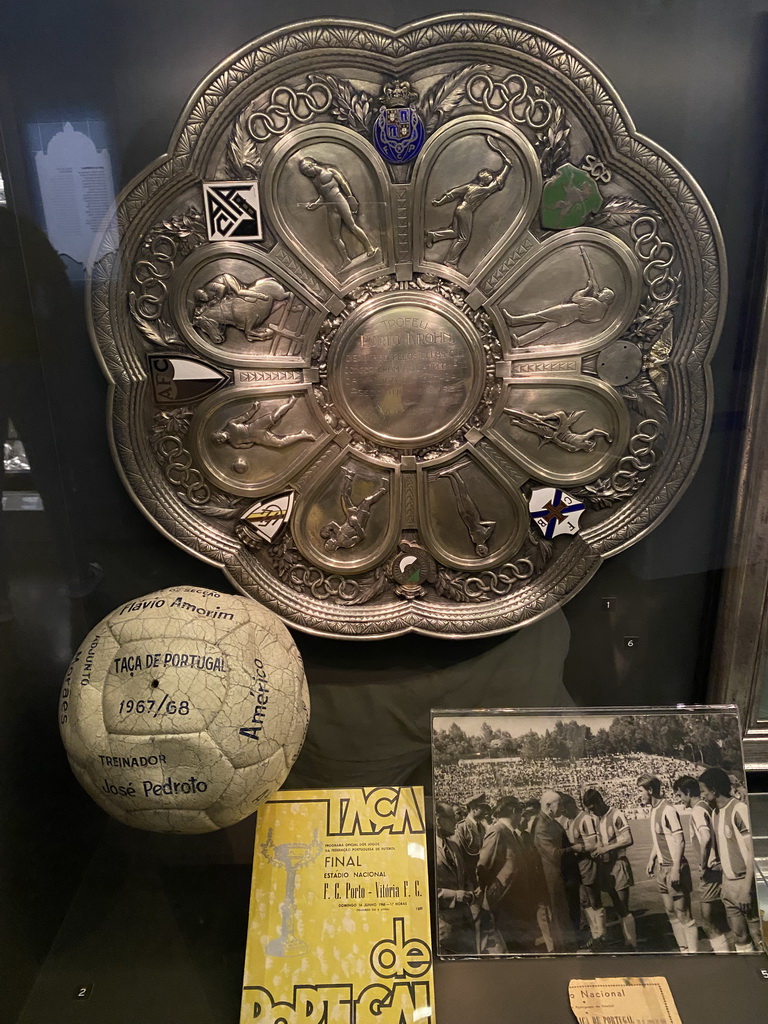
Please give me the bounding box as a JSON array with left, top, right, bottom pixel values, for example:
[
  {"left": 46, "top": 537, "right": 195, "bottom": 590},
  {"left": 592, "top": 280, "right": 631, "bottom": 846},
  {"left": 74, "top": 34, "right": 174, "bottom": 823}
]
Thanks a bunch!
[{"left": 192, "top": 273, "right": 306, "bottom": 355}]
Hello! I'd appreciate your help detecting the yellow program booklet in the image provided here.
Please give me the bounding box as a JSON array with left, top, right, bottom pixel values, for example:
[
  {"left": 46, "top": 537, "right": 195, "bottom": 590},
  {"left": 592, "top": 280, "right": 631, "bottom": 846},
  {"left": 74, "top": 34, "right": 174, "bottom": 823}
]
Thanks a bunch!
[{"left": 239, "top": 787, "right": 435, "bottom": 1024}]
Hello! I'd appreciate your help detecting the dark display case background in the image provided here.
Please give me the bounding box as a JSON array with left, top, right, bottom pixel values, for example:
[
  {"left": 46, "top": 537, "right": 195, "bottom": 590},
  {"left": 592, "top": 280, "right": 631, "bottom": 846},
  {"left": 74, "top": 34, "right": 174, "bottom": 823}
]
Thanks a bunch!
[{"left": 2, "top": 2, "right": 768, "bottom": 1022}]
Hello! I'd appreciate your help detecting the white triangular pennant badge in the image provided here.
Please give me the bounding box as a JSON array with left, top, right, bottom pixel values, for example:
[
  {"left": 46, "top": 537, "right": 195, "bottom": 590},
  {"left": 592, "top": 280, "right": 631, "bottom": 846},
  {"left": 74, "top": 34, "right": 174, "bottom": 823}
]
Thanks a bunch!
[
  {"left": 241, "top": 492, "right": 295, "bottom": 542},
  {"left": 529, "top": 486, "right": 585, "bottom": 539},
  {"left": 148, "top": 354, "right": 228, "bottom": 405}
]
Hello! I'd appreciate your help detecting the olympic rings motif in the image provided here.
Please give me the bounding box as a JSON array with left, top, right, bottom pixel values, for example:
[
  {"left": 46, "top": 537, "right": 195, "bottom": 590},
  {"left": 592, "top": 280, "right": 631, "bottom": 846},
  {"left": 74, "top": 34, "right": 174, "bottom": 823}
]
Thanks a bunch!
[
  {"left": 466, "top": 73, "right": 553, "bottom": 131},
  {"left": 247, "top": 84, "right": 332, "bottom": 141},
  {"left": 631, "top": 216, "right": 677, "bottom": 303},
  {"left": 447, "top": 557, "right": 537, "bottom": 599},
  {"left": 611, "top": 419, "right": 660, "bottom": 492},
  {"left": 132, "top": 234, "right": 178, "bottom": 321},
  {"left": 155, "top": 433, "right": 211, "bottom": 505},
  {"left": 289, "top": 563, "right": 364, "bottom": 601}
]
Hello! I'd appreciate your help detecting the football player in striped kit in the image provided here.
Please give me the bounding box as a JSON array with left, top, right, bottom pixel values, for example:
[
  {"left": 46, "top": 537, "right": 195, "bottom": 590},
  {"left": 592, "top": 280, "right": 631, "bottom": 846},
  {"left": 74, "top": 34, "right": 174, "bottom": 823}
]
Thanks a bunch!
[
  {"left": 672, "top": 776, "right": 730, "bottom": 952},
  {"left": 698, "top": 767, "right": 761, "bottom": 953},
  {"left": 582, "top": 788, "right": 637, "bottom": 950},
  {"left": 638, "top": 774, "right": 699, "bottom": 953},
  {"left": 563, "top": 794, "right": 605, "bottom": 948}
]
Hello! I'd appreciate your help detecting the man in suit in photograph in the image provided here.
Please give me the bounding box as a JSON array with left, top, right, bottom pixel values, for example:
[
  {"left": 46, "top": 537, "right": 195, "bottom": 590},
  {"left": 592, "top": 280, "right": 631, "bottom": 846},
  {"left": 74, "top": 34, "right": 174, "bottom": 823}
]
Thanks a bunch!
[
  {"left": 534, "top": 788, "right": 578, "bottom": 951},
  {"left": 435, "top": 801, "right": 477, "bottom": 954},
  {"left": 477, "top": 795, "right": 545, "bottom": 952},
  {"left": 454, "top": 791, "right": 488, "bottom": 887}
]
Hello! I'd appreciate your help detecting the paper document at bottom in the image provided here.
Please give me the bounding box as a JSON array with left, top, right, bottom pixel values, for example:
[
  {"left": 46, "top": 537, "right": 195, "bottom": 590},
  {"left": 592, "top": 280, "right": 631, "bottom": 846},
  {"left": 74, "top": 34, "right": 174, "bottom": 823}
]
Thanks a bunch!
[{"left": 568, "top": 977, "right": 682, "bottom": 1024}]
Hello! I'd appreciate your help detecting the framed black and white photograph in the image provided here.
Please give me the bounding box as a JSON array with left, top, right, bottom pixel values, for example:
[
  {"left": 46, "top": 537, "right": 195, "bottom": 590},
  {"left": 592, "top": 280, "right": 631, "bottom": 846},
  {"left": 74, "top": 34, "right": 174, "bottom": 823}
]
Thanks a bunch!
[{"left": 432, "top": 707, "right": 762, "bottom": 957}]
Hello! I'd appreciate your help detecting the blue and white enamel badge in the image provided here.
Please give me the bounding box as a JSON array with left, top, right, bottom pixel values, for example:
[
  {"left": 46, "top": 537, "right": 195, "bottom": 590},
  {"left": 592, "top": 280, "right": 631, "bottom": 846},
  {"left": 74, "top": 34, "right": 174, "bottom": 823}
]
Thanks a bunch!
[
  {"left": 529, "top": 487, "right": 585, "bottom": 539},
  {"left": 372, "top": 80, "right": 425, "bottom": 164}
]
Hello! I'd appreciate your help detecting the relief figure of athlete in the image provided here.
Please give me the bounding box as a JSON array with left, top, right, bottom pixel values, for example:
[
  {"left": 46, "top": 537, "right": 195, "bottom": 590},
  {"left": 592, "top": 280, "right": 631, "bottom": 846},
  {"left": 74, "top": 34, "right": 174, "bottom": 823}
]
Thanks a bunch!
[
  {"left": 211, "top": 396, "right": 314, "bottom": 449},
  {"left": 298, "top": 156, "right": 378, "bottom": 265},
  {"left": 503, "top": 247, "right": 615, "bottom": 346},
  {"left": 320, "top": 467, "right": 388, "bottom": 551},
  {"left": 426, "top": 136, "right": 513, "bottom": 267}
]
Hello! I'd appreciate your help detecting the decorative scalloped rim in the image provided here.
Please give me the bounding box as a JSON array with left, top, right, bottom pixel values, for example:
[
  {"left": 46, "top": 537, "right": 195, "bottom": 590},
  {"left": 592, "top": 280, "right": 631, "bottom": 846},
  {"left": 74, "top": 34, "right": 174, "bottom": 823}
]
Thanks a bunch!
[{"left": 86, "top": 14, "right": 725, "bottom": 639}]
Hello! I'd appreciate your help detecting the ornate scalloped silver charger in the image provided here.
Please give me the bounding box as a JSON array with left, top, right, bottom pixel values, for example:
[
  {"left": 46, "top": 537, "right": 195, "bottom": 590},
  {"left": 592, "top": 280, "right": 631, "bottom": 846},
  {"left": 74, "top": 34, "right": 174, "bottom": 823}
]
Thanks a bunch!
[{"left": 89, "top": 15, "right": 725, "bottom": 639}]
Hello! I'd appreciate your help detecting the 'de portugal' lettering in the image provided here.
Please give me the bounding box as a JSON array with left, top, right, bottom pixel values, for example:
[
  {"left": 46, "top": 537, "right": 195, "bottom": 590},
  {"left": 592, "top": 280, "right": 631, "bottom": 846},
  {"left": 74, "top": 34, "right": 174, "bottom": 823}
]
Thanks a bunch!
[{"left": 245, "top": 981, "right": 432, "bottom": 1024}]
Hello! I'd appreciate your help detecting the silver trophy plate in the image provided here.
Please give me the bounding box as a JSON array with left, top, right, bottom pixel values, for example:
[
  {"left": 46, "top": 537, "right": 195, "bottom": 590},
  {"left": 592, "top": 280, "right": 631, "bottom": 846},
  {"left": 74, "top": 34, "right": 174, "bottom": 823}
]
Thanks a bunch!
[{"left": 89, "top": 16, "right": 725, "bottom": 639}]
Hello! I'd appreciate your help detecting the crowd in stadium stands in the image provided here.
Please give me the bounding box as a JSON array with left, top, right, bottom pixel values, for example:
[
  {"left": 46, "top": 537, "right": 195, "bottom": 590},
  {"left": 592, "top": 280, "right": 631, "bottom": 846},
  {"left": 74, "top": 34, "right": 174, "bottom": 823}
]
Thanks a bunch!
[{"left": 436, "top": 754, "right": 700, "bottom": 818}]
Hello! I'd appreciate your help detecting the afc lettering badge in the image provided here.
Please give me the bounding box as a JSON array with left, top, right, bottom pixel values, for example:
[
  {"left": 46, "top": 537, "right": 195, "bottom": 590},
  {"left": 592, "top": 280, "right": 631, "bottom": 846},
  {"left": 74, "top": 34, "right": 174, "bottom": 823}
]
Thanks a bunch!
[
  {"left": 239, "top": 787, "right": 434, "bottom": 1024},
  {"left": 90, "top": 16, "right": 725, "bottom": 638}
]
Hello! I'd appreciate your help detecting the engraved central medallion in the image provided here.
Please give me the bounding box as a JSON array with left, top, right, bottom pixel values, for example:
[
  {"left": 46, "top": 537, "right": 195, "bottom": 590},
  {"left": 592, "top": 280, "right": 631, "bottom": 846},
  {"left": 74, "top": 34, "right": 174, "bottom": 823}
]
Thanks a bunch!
[{"left": 327, "top": 294, "right": 484, "bottom": 449}]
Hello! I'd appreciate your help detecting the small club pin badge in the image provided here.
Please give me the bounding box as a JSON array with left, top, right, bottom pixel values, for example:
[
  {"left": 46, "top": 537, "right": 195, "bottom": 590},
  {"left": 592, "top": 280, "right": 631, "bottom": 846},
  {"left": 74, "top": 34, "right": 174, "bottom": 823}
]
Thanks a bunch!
[
  {"left": 372, "top": 80, "right": 425, "bottom": 164},
  {"left": 540, "top": 163, "right": 602, "bottom": 230},
  {"left": 147, "top": 354, "right": 229, "bottom": 406},
  {"left": 388, "top": 540, "right": 437, "bottom": 600},
  {"left": 529, "top": 486, "right": 585, "bottom": 539},
  {"left": 240, "top": 492, "right": 295, "bottom": 543},
  {"left": 203, "top": 180, "right": 262, "bottom": 241}
]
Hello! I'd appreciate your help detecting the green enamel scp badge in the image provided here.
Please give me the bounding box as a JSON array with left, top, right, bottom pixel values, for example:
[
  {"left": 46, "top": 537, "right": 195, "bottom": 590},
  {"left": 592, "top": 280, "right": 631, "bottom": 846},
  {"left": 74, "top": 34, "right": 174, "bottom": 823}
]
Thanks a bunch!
[{"left": 541, "top": 163, "right": 603, "bottom": 229}]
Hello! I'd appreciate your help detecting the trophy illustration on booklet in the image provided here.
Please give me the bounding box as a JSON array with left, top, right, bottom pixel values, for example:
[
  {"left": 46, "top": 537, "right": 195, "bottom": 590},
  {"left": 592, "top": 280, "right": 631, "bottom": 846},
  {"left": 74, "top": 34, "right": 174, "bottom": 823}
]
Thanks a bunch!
[
  {"left": 89, "top": 16, "right": 724, "bottom": 638},
  {"left": 261, "top": 827, "right": 322, "bottom": 957}
]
